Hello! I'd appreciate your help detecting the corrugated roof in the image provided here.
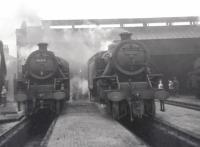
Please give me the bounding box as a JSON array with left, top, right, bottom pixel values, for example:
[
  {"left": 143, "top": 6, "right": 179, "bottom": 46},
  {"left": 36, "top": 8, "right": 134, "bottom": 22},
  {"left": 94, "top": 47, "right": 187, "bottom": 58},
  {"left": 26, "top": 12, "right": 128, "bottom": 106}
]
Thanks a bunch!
[
  {"left": 16, "top": 24, "right": 200, "bottom": 43},
  {"left": 42, "top": 16, "right": 198, "bottom": 26},
  {"left": 126, "top": 26, "right": 200, "bottom": 40}
]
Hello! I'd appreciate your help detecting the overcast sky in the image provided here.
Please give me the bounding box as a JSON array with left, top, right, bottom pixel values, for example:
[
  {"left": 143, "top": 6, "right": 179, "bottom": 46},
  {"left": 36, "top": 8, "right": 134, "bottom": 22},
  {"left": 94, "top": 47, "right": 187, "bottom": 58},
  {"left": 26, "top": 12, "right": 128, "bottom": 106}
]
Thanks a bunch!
[
  {"left": 1, "top": 0, "right": 200, "bottom": 20},
  {"left": 0, "top": 0, "right": 200, "bottom": 56}
]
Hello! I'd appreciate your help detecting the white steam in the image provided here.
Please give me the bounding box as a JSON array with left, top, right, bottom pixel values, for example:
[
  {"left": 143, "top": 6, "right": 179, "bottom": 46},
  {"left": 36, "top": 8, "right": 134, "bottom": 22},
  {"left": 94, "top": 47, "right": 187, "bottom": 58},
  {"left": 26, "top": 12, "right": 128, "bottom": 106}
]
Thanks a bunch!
[
  {"left": 41, "top": 27, "right": 124, "bottom": 99},
  {"left": 0, "top": 4, "right": 127, "bottom": 100},
  {"left": 14, "top": 9, "right": 126, "bottom": 99},
  {"left": 19, "top": 45, "right": 38, "bottom": 64},
  {"left": 17, "top": 25, "right": 125, "bottom": 99}
]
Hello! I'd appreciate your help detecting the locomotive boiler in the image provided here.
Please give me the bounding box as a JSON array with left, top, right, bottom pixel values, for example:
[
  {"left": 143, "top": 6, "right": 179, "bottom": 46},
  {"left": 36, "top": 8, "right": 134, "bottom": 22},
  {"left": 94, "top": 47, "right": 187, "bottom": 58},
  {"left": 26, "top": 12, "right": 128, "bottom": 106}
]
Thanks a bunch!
[
  {"left": 88, "top": 32, "right": 164, "bottom": 120},
  {"left": 15, "top": 43, "right": 70, "bottom": 115}
]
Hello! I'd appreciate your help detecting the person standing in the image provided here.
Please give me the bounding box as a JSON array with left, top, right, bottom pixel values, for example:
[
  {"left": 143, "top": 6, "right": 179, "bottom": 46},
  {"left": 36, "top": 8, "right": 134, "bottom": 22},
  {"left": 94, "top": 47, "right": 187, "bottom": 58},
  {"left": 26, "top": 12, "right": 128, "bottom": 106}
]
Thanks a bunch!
[
  {"left": 158, "top": 79, "right": 165, "bottom": 111},
  {"left": 173, "top": 77, "right": 179, "bottom": 97},
  {"left": 168, "top": 80, "right": 174, "bottom": 96},
  {"left": 158, "top": 79, "right": 164, "bottom": 90}
]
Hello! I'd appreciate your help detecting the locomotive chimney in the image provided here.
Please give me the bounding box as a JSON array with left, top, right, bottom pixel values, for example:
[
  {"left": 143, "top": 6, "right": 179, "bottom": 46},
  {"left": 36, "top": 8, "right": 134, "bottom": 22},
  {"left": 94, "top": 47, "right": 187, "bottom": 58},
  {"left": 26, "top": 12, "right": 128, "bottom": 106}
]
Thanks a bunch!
[
  {"left": 38, "top": 42, "right": 48, "bottom": 51},
  {"left": 119, "top": 32, "right": 132, "bottom": 40}
]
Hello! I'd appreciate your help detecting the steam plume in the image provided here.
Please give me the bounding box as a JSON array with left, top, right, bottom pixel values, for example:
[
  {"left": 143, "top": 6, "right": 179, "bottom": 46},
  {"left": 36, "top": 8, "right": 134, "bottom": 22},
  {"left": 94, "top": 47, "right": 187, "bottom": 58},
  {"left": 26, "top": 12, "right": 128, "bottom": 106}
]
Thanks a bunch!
[{"left": 17, "top": 19, "right": 125, "bottom": 100}]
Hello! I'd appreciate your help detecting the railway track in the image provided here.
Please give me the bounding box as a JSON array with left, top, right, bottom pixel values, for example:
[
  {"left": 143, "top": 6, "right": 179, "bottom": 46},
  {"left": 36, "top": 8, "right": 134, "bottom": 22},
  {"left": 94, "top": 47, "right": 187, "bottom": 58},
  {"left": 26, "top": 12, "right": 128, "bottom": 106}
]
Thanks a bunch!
[
  {"left": 154, "top": 118, "right": 200, "bottom": 147},
  {"left": 164, "top": 100, "right": 200, "bottom": 111},
  {"left": 0, "top": 110, "right": 56, "bottom": 147},
  {"left": 120, "top": 117, "right": 200, "bottom": 147},
  {"left": 0, "top": 118, "right": 30, "bottom": 147},
  {"left": 40, "top": 117, "right": 58, "bottom": 147},
  {"left": 1, "top": 101, "right": 200, "bottom": 147},
  {"left": 23, "top": 111, "right": 56, "bottom": 147}
]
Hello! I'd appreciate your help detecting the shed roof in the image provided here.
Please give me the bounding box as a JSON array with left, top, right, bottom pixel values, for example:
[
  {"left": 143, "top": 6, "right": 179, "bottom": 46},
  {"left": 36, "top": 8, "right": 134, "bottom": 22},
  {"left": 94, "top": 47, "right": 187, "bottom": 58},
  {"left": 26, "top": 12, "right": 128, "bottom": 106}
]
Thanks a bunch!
[{"left": 126, "top": 26, "right": 200, "bottom": 40}]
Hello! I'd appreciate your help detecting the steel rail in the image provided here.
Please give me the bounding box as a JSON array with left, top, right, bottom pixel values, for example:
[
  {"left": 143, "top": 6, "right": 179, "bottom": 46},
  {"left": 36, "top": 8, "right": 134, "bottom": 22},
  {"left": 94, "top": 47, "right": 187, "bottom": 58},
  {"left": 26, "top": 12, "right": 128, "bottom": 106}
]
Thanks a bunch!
[
  {"left": 164, "top": 100, "right": 200, "bottom": 111},
  {"left": 153, "top": 117, "right": 200, "bottom": 147},
  {"left": 0, "top": 118, "right": 29, "bottom": 147}
]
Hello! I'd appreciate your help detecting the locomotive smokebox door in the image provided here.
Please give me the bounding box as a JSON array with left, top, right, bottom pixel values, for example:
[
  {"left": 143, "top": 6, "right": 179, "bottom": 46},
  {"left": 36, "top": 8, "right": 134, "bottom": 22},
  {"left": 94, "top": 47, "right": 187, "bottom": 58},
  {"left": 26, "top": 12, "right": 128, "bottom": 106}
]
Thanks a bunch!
[{"left": 112, "top": 40, "right": 149, "bottom": 76}]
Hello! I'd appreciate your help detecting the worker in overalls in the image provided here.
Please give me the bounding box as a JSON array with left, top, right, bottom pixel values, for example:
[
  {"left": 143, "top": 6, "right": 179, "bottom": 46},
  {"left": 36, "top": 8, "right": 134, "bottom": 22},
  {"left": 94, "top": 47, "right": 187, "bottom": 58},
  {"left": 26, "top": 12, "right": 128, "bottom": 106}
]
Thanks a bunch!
[
  {"left": 1, "top": 86, "right": 7, "bottom": 107},
  {"left": 168, "top": 80, "right": 174, "bottom": 96}
]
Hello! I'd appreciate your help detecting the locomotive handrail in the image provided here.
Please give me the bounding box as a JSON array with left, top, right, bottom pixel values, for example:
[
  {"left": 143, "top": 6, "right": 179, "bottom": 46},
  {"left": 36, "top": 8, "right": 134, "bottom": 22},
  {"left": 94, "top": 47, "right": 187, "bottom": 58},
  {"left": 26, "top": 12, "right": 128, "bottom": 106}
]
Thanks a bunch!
[
  {"left": 148, "top": 73, "right": 163, "bottom": 77},
  {"left": 94, "top": 75, "right": 118, "bottom": 80},
  {"left": 115, "top": 76, "right": 120, "bottom": 90},
  {"left": 146, "top": 74, "right": 153, "bottom": 88},
  {"left": 55, "top": 58, "right": 68, "bottom": 78},
  {"left": 54, "top": 77, "right": 69, "bottom": 80}
]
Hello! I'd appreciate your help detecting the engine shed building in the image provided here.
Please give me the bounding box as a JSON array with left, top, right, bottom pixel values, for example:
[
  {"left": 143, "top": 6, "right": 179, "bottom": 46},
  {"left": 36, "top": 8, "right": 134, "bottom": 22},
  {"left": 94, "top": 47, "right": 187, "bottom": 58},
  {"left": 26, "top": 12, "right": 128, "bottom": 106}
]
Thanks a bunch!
[{"left": 16, "top": 16, "right": 200, "bottom": 94}]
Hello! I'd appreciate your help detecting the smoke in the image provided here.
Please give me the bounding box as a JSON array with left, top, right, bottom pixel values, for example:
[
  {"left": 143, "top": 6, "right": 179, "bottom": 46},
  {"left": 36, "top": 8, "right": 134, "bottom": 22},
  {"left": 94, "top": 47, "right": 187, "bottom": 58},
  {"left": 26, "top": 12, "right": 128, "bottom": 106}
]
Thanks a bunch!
[
  {"left": 0, "top": 6, "right": 42, "bottom": 102},
  {"left": 16, "top": 8, "right": 41, "bottom": 26},
  {"left": 70, "top": 76, "right": 88, "bottom": 100},
  {"left": 16, "top": 15, "right": 125, "bottom": 99},
  {"left": 0, "top": 4, "right": 127, "bottom": 101},
  {"left": 44, "top": 27, "right": 123, "bottom": 63},
  {"left": 41, "top": 26, "right": 124, "bottom": 99},
  {"left": 5, "top": 55, "right": 17, "bottom": 101},
  {"left": 19, "top": 45, "right": 38, "bottom": 65},
  {"left": 41, "top": 26, "right": 124, "bottom": 74}
]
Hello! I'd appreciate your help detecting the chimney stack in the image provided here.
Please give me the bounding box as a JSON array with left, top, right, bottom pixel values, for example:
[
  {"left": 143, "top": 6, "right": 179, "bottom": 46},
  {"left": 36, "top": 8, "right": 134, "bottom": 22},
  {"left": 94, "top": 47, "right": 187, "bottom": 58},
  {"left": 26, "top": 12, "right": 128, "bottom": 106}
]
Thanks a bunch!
[
  {"left": 38, "top": 42, "right": 48, "bottom": 51},
  {"left": 119, "top": 32, "right": 132, "bottom": 40}
]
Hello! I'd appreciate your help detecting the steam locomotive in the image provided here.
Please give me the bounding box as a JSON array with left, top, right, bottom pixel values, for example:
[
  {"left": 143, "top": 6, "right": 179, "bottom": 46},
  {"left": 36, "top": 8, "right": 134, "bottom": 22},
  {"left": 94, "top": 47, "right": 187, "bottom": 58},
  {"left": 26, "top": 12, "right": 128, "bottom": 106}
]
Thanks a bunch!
[
  {"left": 88, "top": 32, "right": 164, "bottom": 120},
  {"left": 188, "top": 58, "right": 200, "bottom": 98},
  {"left": 15, "top": 43, "right": 70, "bottom": 115}
]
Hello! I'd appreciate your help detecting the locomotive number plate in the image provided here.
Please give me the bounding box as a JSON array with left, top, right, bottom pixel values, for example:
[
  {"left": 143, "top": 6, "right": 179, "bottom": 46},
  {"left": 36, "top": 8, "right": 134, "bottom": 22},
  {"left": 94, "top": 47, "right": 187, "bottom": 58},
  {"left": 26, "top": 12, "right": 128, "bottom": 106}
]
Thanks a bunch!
[{"left": 36, "top": 58, "right": 46, "bottom": 62}]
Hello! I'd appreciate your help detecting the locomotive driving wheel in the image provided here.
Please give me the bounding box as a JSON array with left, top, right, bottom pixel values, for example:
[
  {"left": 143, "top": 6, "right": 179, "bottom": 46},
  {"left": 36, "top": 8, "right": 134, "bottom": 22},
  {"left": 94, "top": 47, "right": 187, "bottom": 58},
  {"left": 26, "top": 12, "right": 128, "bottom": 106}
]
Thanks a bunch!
[{"left": 112, "top": 102, "right": 119, "bottom": 120}]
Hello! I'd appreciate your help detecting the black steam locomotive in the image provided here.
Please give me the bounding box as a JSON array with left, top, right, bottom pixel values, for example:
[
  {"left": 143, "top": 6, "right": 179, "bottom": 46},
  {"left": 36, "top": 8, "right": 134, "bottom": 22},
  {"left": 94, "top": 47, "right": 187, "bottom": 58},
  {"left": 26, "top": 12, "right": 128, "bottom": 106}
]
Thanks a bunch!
[
  {"left": 88, "top": 32, "right": 164, "bottom": 120},
  {"left": 15, "top": 43, "right": 70, "bottom": 115}
]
